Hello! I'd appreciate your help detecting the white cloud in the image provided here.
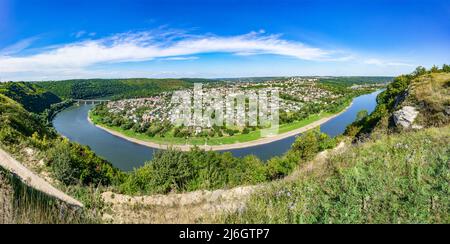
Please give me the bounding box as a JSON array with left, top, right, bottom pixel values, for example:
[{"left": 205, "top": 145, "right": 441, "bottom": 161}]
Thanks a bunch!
[
  {"left": 160, "top": 56, "right": 199, "bottom": 61},
  {"left": 1, "top": 29, "right": 418, "bottom": 80},
  {"left": 0, "top": 30, "right": 345, "bottom": 75},
  {"left": 364, "top": 58, "right": 415, "bottom": 67}
]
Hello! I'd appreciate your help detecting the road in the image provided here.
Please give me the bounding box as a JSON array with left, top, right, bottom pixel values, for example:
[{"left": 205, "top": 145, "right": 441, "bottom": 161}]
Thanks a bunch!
[{"left": 0, "top": 147, "right": 83, "bottom": 208}]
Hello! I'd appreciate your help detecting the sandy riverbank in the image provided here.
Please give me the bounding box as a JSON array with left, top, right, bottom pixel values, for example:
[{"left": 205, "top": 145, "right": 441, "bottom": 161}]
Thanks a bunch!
[{"left": 88, "top": 102, "right": 352, "bottom": 151}]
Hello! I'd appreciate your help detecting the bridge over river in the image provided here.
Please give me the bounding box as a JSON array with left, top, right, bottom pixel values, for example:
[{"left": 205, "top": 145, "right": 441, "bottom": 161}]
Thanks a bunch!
[{"left": 74, "top": 99, "right": 110, "bottom": 105}]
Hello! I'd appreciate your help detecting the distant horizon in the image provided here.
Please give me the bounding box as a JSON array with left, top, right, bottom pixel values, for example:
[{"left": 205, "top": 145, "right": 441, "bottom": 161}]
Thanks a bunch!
[{"left": 2, "top": 75, "right": 398, "bottom": 83}]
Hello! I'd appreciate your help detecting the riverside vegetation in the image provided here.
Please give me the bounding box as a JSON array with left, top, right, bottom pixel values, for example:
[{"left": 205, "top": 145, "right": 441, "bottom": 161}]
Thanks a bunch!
[{"left": 0, "top": 69, "right": 448, "bottom": 223}]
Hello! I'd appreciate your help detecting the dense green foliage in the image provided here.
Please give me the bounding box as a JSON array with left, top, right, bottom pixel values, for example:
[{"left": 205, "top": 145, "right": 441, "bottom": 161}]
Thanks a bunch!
[
  {"left": 0, "top": 94, "right": 121, "bottom": 187},
  {"left": 47, "top": 140, "right": 121, "bottom": 186},
  {"left": 39, "top": 99, "right": 75, "bottom": 127},
  {"left": 318, "top": 76, "right": 393, "bottom": 87},
  {"left": 119, "top": 129, "right": 336, "bottom": 195},
  {"left": 34, "top": 78, "right": 213, "bottom": 99},
  {"left": 221, "top": 126, "right": 449, "bottom": 223},
  {"left": 0, "top": 82, "right": 61, "bottom": 113}
]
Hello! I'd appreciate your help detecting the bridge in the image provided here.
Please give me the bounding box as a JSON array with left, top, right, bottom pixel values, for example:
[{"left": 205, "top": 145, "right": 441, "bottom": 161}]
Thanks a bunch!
[{"left": 74, "top": 99, "right": 110, "bottom": 105}]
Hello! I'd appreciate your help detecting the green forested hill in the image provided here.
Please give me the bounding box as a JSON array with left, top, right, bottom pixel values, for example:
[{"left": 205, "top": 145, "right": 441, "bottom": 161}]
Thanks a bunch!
[
  {"left": 34, "top": 78, "right": 207, "bottom": 99},
  {"left": 0, "top": 94, "right": 53, "bottom": 138},
  {"left": 0, "top": 93, "right": 121, "bottom": 187},
  {"left": 0, "top": 82, "right": 61, "bottom": 113},
  {"left": 318, "top": 76, "right": 393, "bottom": 87}
]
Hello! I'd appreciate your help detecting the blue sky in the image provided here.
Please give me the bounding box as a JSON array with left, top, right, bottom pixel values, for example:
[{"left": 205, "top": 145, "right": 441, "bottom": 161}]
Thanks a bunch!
[{"left": 0, "top": 0, "right": 449, "bottom": 80}]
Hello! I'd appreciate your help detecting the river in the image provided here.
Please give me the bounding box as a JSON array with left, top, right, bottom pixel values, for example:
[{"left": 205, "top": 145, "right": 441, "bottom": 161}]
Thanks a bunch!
[{"left": 53, "top": 90, "right": 382, "bottom": 171}]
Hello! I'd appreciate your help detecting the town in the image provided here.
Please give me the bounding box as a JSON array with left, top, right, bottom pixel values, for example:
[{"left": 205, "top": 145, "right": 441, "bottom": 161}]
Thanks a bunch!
[{"left": 91, "top": 77, "right": 370, "bottom": 139}]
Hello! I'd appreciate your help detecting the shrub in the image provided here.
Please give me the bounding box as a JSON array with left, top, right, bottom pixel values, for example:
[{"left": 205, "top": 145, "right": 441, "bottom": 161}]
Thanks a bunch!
[
  {"left": 291, "top": 130, "right": 334, "bottom": 161},
  {"left": 267, "top": 156, "right": 297, "bottom": 180},
  {"left": 47, "top": 139, "right": 120, "bottom": 186},
  {"left": 48, "top": 143, "right": 81, "bottom": 185}
]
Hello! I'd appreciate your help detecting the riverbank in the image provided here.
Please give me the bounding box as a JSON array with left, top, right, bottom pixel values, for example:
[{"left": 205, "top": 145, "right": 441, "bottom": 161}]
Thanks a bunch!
[{"left": 88, "top": 102, "right": 353, "bottom": 151}]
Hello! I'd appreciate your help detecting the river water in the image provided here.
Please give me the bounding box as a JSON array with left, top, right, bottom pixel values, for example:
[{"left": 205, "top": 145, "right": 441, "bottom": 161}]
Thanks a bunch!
[{"left": 53, "top": 90, "right": 382, "bottom": 171}]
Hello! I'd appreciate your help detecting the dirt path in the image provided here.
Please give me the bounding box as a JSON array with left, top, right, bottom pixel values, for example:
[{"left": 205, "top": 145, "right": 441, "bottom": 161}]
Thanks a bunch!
[
  {"left": 90, "top": 102, "right": 352, "bottom": 151},
  {"left": 285, "top": 141, "right": 346, "bottom": 181},
  {"left": 101, "top": 142, "right": 348, "bottom": 223},
  {"left": 102, "top": 185, "right": 261, "bottom": 223},
  {"left": 0, "top": 147, "right": 83, "bottom": 208}
]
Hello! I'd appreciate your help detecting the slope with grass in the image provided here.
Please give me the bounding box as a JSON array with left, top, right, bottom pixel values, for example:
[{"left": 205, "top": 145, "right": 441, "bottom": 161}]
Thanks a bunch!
[
  {"left": 0, "top": 166, "right": 97, "bottom": 224},
  {"left": 216, "top": 68, "right": 450, "bottom": 224},
  {"left": 219, "top": 126, "right": 449, "bottom": 223}
]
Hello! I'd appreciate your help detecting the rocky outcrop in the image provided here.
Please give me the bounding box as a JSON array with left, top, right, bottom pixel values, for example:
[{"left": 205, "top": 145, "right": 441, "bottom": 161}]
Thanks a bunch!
[
  {"left": 393, "top": 90, "right": 409, "bottom": 110},
  {"left": 393, "top": 106, "right": 421, "bottom": 129}
]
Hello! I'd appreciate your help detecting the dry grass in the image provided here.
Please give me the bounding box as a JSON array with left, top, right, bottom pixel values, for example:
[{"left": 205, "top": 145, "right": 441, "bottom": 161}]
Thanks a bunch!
[
  {"left": 408, "top": 73, "right": 450, "bottom": 127},
  {"left": 0, "top": 166, "right": 95, "bottom": 224},
  {"left": 101, "top": 185, "right": 260, "bottom": 223},
  {"left": 411, "top": 73, "right": 450, "bottom": 110}
]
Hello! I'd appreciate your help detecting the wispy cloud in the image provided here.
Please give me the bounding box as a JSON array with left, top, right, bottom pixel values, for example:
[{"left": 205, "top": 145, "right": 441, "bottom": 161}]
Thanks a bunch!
[
  {"left": 364, "top": 58, "right": 415, "bottom": 67},
  {"left": 72, "top": 30, "right": 97, "bottom": 38},
  {"left": 160, "top": 56, "right": 199, "bottom": 61},
  {"left": 0, "top": 36, "right": 39, "bottom": 55},
  {"left": 0, "top": 29, "right": 346, "bottom": 74},
  {"left": 73, "top": 31, "right": 87, "bottom": 38}
]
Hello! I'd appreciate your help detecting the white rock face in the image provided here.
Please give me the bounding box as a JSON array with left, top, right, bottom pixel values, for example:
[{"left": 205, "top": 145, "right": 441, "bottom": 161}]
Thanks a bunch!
[{"left": 393, "top": 106, "right": 420, "bottom": 128}]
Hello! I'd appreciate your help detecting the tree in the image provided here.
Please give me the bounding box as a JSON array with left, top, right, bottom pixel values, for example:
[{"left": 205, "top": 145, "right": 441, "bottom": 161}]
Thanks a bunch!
[
  {"left": 48, "top": 143, "right": 80, "bottom": 185},
  {"left": 146, "top": 150, "right": 195, "bottom": 193},
  {"left": 291, "top": 130, "right": 335, "bottom": 161},
  {"left": 356, "top": 109, "right": 369, "bottom": 122},
  {"left": 413, "top": 66, "right": 427, "bottom": 77},
  {"left": 442, "top": 64, "right": 450, "bottom": 72},
  {"left": 267, "top": 156, "right": 297, "bottom": 180},
  {"left": 430, "top": 65, "right": 439, "bottom": 73}
]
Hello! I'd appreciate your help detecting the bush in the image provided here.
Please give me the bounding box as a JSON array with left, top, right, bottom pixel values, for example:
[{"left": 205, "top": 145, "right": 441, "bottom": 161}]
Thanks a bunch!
[
  {"left": 47, "top": 139, "right": 121, "bottom": 186},
  {"left": 49, "top": 143, "right": 80, "bottom": 185},
  {"left": 122, "top": 150, "right": 195, "bottom": 194},
  {"left": 267, "top": 156, "right": 297, "bottom": 180},
  {"left": 291, "top": 130, "right": 335, "bottom": 161}
]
